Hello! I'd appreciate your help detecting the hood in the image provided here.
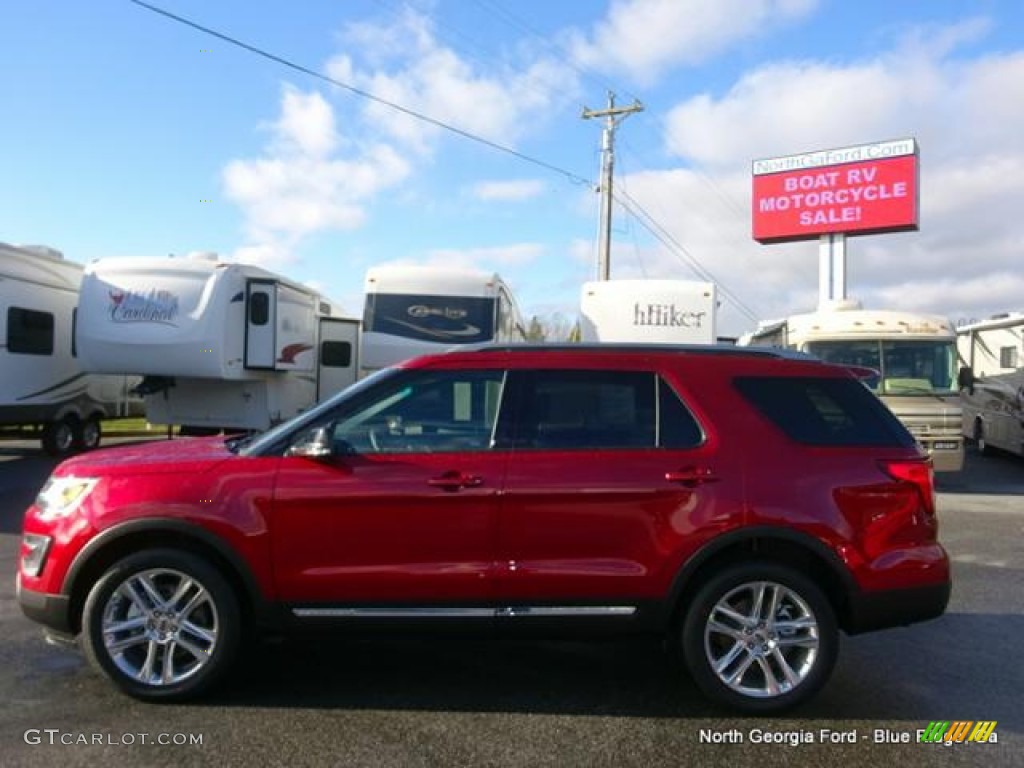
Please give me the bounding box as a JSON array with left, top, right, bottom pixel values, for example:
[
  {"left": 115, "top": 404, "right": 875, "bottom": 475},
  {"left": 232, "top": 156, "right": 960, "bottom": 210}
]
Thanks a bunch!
[{"left": 54, "top": 436, "right": 235, "bottom": 478}]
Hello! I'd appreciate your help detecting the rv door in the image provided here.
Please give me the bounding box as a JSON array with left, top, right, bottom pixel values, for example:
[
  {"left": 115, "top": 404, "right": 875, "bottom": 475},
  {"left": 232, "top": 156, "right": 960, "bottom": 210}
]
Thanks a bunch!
[
  {"left": 317, "top": 318, "right": 360, "bottom": 400},
  {"left": 245, "top": 280, "right": 277, "bottom": 369}
]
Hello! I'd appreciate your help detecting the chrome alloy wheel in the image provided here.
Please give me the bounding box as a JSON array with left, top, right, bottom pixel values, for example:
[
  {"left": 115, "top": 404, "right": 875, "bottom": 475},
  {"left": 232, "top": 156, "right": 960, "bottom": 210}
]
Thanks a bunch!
[
  {"left": 703, "top": 580, "right": 819, "bottom": 699},
  {"left": 100, "top": 568, "right": 220, "bottom": 687}
]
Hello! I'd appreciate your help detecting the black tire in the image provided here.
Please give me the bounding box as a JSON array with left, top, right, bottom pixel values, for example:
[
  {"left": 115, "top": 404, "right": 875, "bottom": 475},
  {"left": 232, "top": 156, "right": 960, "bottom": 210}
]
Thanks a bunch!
[
  {"left": 75, "top": 416, "right": 102, "bottom": 451},
  {"left": 680, "top": 561, "right": 838, "bottom": 714},
  {"left": 42, "top": 415, "right": 79, "bottom": 457},
  {"left": 80, "top": 549, "right": 240, "bottom": 702}
]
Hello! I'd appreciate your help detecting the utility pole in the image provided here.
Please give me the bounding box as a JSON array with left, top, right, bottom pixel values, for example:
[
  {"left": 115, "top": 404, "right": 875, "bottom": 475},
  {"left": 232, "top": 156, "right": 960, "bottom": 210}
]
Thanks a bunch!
[{"left": 582, "top": 91, "right": 643, "bottom": 281}]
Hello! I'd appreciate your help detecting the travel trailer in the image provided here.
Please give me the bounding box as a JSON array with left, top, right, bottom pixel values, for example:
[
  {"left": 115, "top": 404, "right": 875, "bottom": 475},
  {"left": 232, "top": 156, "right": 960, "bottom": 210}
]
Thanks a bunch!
[
  {"left": 579, "top": 279, "right": 717, "bottom": 344},
  {"left": 740, "top": 300, "right": 964, "bottom": 472},
  {"left": 0, "top": 242, "right": 140, "bottom": 455},
  {"left": 76, "top": 253, "right": 360, "bottom": 432},
  {"left": 361, "top": 265, "right": 526, "bottom": 372},
  {"left": 957, "top": 313, "right": 1024, "bottom": 457}
]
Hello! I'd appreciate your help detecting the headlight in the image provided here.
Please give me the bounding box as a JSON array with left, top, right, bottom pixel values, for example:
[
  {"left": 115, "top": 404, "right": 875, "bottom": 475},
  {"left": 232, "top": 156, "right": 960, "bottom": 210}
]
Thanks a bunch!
[{"left": 35, "top": 476, "right": 99, "bottom": 520}]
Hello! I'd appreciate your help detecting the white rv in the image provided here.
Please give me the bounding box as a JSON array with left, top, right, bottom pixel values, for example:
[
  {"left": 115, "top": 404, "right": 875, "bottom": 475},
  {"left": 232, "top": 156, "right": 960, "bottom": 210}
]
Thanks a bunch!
[
  {"left": 957, "top": 313, "right": 1024, "bottom": 457},
  {"left": 740, "top": 301, "right": 964, "bottom": 472},
  {"left": 0, "top": 243, "right": 141, "bottom": 455},
  {"left": 361, "top": 265, "right": 526, "bottom": 372},
  {"left": 579, "top": 279, "right": 717, "bottom": 344},
  {"left": 76, "top": 253, "right": 360, "bottom": 432}
]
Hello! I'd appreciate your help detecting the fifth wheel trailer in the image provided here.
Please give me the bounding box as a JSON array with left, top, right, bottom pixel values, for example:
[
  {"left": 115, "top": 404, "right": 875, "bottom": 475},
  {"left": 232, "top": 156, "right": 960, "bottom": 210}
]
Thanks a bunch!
[
  {"left": 0, "top": 242, "right": 141, "bottom": 455},
  {"left": 579, "top": 279, "right": 717, "bottom": 344},
  {"left": 75, "top": 253, "right": 360, "bottom": 432}
]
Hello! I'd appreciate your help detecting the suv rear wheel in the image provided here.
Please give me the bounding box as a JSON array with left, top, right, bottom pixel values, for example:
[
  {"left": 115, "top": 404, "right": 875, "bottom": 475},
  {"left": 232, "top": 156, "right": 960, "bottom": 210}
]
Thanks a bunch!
[
  {"left": 680, "top": 561, "right": 838, "bottom": 713},
  {"left": 81, "top": 549, "right": 240, "bottom": 701}
]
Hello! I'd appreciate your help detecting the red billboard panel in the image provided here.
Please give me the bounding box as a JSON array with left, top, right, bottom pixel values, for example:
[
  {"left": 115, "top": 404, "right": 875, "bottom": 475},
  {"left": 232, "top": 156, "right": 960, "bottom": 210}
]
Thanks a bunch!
[{"left": 752, "top": 139, "right": 919, "bottom": 244}]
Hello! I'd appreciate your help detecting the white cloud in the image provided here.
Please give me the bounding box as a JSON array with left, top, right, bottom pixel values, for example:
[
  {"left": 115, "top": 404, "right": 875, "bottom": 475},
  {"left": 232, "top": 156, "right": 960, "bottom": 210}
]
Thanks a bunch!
[
  {"left": 375, "top": 243, "right": 546, "bottom": 272},
  {"left": 223, "top": 85, "right": 411, "bottom": 263},
  {"left": 570, "top": 0, "right": 818, "bottom": 85},
  {"left": 471, "top": 179, "right": 547, "bottom": 202},
  {"left": 326, "top": 9, "right": 577, "bottom": 154}
]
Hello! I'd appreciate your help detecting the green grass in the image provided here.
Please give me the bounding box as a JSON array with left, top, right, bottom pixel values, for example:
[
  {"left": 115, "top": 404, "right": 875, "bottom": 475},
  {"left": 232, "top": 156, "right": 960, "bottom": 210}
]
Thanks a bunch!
[{"left": 103, "top": 417, "right": 162, "bottom": 433}]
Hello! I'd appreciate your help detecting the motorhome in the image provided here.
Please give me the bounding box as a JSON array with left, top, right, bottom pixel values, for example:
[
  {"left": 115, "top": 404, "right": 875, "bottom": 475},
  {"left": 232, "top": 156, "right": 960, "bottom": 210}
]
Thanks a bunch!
[
  {"left": 579, "top": 279, "right": 717, "bottom": 344},
  {"left": 75, "top": 253, "right": 360, "bottom": 432},
  {"left": 957, "top": 313, "right": 1024, "bottom": 457},
  {"left": 0, "top": 242, "right": 140, "bottom": 455},
  {"left": 740, "top": 301, "right": 964, "bottom": 472},
  {"left": 361, "top": 265, "right": 526, "bottom": 372}
]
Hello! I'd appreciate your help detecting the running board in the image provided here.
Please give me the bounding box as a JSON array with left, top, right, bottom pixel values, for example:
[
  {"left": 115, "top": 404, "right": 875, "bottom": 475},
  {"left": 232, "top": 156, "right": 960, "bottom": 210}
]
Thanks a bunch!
[{"left": 292, "top": 605, "right": 637, "bottom": 619}]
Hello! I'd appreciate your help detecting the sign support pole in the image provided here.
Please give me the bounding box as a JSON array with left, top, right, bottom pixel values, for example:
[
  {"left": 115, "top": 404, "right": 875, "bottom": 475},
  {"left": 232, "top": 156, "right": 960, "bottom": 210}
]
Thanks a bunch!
[{"left": 818, "top": 233, "right": 847, "bottom": 308}]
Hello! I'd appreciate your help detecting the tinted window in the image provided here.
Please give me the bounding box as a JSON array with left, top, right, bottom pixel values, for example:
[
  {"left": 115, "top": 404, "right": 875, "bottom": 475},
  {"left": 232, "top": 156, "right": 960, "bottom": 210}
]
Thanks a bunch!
[
  {"left": 8, "top": 307, "right": 54, "bottom": 355},
  {"left": 658, "top": 378, "right": 704, "bottom": 448},
  {"left": 506, "top": 370, "right": 702, "bottom": 450},
  {"left": 329, "top": 369, "right": 505, "bottom": 454},
  {"left": 735, "top": 376, "right": 916, "bottom": 447},
  {"left": 320, "top": 341, "right": 351, "bottom": 368},
  {"left": 363, "top": 293, "right": 496, "bottom": 343}
]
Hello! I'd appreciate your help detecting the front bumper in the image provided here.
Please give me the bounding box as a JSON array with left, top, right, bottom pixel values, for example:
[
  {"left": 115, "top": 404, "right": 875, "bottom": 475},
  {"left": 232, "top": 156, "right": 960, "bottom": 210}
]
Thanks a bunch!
[
  {"left": 16, "top": 574, "right": 74, "bottom": 635},
  {"left": 844, "top": 580, "right": 951, "bottom": 634}
]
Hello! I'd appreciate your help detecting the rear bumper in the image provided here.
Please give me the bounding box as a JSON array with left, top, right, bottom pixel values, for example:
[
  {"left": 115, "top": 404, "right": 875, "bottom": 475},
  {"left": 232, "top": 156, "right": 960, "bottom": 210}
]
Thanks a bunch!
[
  {"left": 16, "top": 574, "right": 74, "bottom": 635},
  {"left": 844, "top": 580, "right": 951, "bottom": 634}
]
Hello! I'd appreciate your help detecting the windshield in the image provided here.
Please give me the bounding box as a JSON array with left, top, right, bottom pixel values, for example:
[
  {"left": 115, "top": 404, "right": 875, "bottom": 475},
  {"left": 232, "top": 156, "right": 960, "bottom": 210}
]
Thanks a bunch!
[
  {"left": 238, "top": 368, "right": 397, "bottom": 456},
  {"left": 805, "top": 339, "right": 958, "bottom": 395},
  {"left": 363, "top": 293, "right": 496, "bottom": 343}
]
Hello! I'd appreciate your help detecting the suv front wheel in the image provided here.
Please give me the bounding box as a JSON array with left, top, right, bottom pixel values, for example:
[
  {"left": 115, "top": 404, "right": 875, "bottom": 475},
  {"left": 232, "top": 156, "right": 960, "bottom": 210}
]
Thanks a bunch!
[
  {"left": 680, "top": 562, "right": 838, "bottom": 713},
  {"left": 81, "top": 549, "right": 240, "bottom": 701}
]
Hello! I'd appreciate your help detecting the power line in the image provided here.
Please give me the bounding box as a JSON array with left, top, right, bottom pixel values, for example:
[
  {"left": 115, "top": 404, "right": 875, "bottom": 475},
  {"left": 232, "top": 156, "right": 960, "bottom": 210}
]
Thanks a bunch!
[
  {"left": 129, "top": 0, "right": 592, "bottom": 188},
  {"left": 612, "top": 188, "right": 763, "bottom": 323}
]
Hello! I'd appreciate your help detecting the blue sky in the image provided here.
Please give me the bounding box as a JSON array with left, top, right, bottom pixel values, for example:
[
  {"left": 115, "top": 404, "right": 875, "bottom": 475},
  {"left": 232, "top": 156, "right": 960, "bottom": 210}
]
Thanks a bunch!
[{"left": 3, "top": 0, "right": 1023, "bottom": 336}]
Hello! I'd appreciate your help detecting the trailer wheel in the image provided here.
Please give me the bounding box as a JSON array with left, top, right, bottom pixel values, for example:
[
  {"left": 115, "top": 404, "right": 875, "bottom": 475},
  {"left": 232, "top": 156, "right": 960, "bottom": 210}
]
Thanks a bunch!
[
  {"left": 42, "top": 415, "right": 79, "bottom": 457},
  {"left": 75, "top": 416, "right": 103, "bottom": 451}
]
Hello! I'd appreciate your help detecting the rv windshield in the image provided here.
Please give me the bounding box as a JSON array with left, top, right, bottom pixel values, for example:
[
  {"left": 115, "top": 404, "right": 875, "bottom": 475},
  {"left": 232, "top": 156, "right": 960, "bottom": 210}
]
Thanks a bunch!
[
  {"left": 363, "top": 294, "right": 495, "bottom": 344},
  {"left": 805, "top": 339, "right": 958, "bottom": 396}
]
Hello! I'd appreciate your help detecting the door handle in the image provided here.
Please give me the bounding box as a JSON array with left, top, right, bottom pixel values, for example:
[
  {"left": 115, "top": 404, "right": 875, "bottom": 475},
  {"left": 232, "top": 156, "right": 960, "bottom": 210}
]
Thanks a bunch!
[
  {"left": 665, "top": 467, "right": 719, "bottom": 487},
  {"left": 428, "top": 471, "right": 483, "bottom": 491}
]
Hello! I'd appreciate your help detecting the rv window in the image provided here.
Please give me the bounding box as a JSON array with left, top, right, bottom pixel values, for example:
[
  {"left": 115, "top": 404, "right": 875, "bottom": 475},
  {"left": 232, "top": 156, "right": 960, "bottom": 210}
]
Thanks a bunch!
[
  {"left": 1000, "top": 346, "right": 1018, "bottom": 370},
  {"left": 249, "top": 292, "right": 270, "bottom": 326},
  {"left": 321, "top": 341, "right": 352, "bottom": 368},
  {"left": 8, "top": 308, "right": 54, "bottom": 356}
]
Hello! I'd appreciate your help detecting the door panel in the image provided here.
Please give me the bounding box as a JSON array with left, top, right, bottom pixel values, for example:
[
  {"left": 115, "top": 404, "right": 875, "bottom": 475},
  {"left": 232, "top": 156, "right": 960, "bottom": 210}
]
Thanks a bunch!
[
  {"left": 271, "top": 451, "right": 507, "bottom": 603},
  {"left": 495, "top": 369, "right": 741, "bottom": 602},
  {"left": 270, "top": 366, "right": 510, "bottom": 604},
  {"left": 245, "top": 280, "right": 276, "bottom": 369}
]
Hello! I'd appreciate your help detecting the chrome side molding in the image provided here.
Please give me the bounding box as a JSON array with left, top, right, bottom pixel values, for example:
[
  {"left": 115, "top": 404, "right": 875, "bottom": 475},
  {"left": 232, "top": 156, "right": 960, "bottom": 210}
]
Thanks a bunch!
[{"left": 293, "top": 605, "right": 638, "bottom": 619}]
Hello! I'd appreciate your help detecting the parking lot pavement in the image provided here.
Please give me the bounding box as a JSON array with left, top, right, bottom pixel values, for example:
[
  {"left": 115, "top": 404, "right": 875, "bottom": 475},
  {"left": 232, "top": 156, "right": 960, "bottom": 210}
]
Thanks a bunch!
[{"left": 0, "top": 442, "right": 1020, "bottom": 767}]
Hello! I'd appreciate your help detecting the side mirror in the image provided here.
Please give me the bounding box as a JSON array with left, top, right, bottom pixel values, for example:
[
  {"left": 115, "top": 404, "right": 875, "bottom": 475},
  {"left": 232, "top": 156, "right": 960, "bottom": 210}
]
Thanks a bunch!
[
  {"left": 957, "top": 366, "right": 975, "bottom": 394},
  {"left": 286, "top": 426, "right": 333, "bottom": 458}
]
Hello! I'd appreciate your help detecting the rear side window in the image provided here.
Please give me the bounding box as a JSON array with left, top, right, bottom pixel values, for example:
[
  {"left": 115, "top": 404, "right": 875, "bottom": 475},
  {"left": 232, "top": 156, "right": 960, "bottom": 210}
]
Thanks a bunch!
[
  {"left": 735, "top": 376, "right": 916, "bottom": 447},
  {"left": 504, "top": 370, "right": 702, "bottom": 450}
]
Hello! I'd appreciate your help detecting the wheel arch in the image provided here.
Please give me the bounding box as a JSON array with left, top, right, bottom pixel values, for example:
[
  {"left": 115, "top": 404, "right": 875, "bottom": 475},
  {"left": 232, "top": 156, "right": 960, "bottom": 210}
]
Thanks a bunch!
[
  {"left": 664, "top": 527, "right": 859, "bottom": 633},
  {"left": 62, "top": 519, "right": 278, "bottom": 635}
]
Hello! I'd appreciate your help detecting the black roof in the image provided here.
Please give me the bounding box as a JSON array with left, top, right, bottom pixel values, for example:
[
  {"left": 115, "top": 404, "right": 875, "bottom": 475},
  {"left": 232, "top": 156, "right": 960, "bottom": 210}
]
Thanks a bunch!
[{"left": 452, "top": 342, "right": 816, "bottom": 361}]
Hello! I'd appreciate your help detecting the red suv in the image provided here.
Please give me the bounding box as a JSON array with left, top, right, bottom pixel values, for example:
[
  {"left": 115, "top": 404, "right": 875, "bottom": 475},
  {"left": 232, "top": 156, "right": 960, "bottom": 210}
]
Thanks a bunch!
[{"left": 17, "top": 345, "right": 950, "bottom": 712}]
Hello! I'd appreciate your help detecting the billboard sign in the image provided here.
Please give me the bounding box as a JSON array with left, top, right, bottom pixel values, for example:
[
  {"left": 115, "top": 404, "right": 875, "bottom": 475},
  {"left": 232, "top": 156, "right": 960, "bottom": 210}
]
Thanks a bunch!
[{"left": 752, "top": 138, "right": 919, "bottom": 243}]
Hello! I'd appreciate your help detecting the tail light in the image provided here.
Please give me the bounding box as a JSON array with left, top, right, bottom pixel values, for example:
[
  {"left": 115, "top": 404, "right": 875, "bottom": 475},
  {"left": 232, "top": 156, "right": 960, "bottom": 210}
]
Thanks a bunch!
[
  {"left": 879, "top": 458, "right": 935, "bottom": 517},
  {"left": 833, "top": 457, "right": 937, "bottom": 561}
]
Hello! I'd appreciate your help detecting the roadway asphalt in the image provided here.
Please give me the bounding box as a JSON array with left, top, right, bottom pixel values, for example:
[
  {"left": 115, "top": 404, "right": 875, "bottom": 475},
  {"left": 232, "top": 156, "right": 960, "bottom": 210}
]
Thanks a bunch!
[{"left": 0, "top": 439, "right": 1020, "bottom": 767}]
